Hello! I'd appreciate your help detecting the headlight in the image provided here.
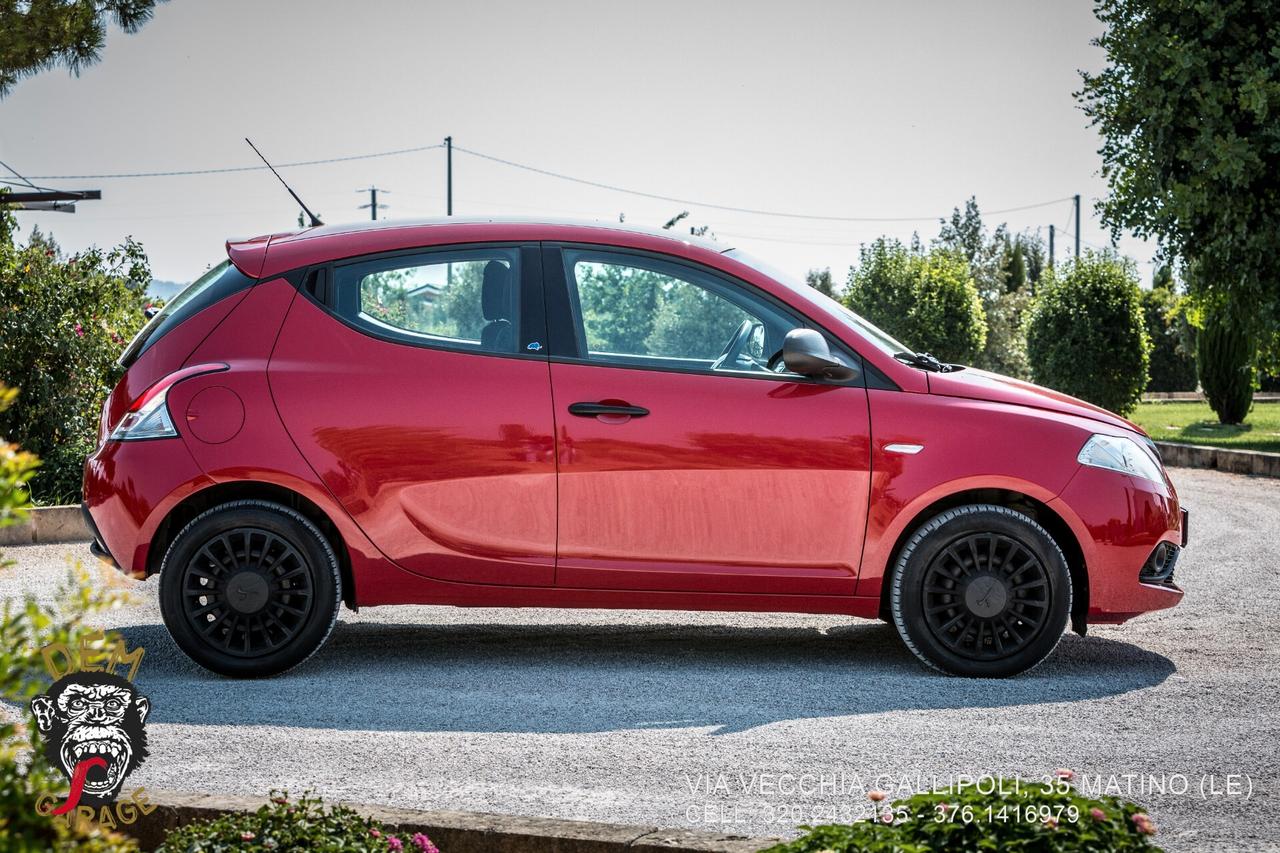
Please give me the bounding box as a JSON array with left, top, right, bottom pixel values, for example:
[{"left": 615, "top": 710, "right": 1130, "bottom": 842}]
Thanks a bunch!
[{"left": 1077, "top": 434, "right": 1165, "bottom": 484}]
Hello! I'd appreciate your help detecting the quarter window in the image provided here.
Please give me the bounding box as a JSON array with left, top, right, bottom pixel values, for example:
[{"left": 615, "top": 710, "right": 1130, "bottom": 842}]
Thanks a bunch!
[{"left": 334, "top": 248, "right": 521, "bottom": 353}]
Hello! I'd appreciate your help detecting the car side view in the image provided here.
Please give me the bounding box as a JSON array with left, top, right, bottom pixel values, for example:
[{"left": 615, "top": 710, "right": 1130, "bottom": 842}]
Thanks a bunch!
[{"left": 83, "top": 219, "right": 1187, "bottom": 678}]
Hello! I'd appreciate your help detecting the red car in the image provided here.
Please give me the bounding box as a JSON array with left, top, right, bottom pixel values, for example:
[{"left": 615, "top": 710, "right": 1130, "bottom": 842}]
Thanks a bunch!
[{"left": 83, "top": 219, "right": 1187, "bottom": 678}]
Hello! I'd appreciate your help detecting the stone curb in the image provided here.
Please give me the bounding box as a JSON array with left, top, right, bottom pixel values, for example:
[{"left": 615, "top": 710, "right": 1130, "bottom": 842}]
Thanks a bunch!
[
  {"left": 122, "top": 790, "right": 779, "bottom": 853},
  {"left": 0, "top": 504, "right": 90, "bottom": 546},
  {"left": 1157, "top": 441, "right": 1280, "bottom": 478}
]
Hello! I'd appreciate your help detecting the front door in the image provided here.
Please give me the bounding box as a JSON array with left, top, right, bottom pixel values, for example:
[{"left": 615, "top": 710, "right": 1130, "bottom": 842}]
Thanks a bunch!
[
  {"left": 543, "top": 245, "right": 871, "bottom": 595},
  {"left": 271, "top": 244, "right": 557, "bottom": 586}
]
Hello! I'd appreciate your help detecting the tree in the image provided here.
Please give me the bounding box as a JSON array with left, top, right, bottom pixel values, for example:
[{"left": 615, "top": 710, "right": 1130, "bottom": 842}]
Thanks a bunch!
[
  {"left": 0, "top": 1, "right": 164, "bottom": 97},
  {"left": 1198, "top": 310, "right": 1254, "bottom": 424},
  {"left": 805, "top": 267, "right": 837, "bottom": 298},
  {"left": 934, "top": 200, "right": 1045, "bottom": 378},
  {"left": 1142, "top": 267, "right": 1198, "bottom": 392},
  {"left": 1077, "top": 0, "right": 1280, "bottom": 363},
  {"left": 1027, "top": 252, "right": 1150, "bottom": 416},
  {"left": 845, "top": 238, "right": 987, "bottom": 365}
]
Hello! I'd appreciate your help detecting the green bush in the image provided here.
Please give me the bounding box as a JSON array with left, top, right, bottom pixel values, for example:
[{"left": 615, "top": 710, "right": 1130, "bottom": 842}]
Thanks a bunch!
[
  {"left": 0, "top": 225, "right": 150, "bottom": 504},
  {"left": 845, "top": 239, "right": 987, "bottom": 365},
  {"left": 763, "top": 775, "right": 1162, "bottom": 853},
  {"left": 0, "top": 386, "right": 138, "bottom": 852},
  {"left": 157, "top": 792, "right": 441, "bottom": 853},
  {"left": 1142, "top": 284, "right": 1197, "bottom": 393},
  {"left": 1197, "top": 311, "right": 1254, "bottom": 424},
  {"left": 1027, "top": 253, "right": 1149, "bottom": 416}
]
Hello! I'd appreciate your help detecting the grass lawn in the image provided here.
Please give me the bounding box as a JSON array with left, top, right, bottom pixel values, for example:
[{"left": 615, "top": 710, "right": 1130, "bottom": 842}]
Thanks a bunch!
[{"left": 1131, "top": 399, "right": 1280, "bottom": 453}]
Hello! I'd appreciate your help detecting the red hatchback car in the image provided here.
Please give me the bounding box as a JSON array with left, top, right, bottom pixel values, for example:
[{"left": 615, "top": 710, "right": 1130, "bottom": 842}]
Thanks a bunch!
[{"left": 83, "top": 219, "right": 1187, "bottom": 679}]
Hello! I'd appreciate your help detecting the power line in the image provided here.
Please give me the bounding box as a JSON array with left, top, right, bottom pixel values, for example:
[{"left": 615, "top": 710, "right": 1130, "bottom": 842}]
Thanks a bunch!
[
  {"left": 452, "top": 143, "right": 1073, "bottom": 223},
  {"left": 0, "top": 158, "right": 51, "bottom": 191},
  {"left": 24, "top": 143, "right": 445, "bottom": 180},
  {"left": 17, "top": 135, "right": 1074, "bottom": 226}
]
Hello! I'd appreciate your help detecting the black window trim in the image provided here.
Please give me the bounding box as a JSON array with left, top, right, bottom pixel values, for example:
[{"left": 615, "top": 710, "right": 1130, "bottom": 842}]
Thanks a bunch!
[
  {"left": 540, "top": 242, "right": 898, "bottom": 390},
  {"left": 286, "top": 241, "right": 549, "bottom": 364}
]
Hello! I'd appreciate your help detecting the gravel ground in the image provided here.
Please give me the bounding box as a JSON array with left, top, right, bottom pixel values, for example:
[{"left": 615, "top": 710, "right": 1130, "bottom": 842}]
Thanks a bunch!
[{"left": 2, "top": 467, "right": 1277, "bottom": 852}]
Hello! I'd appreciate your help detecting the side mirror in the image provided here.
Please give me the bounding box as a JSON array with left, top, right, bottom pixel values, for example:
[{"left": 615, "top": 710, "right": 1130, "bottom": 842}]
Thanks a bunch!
[{"left": 782, "top": 328, "right": 857, "bottom": 381}]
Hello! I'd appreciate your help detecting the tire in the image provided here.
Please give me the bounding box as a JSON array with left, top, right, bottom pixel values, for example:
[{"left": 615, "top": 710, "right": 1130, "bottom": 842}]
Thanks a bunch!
[
  {"left": 889, "top": 504, "right": 1071, "bottom": 678},
  {"left": 158, "top": 500, "right": 341, "bottom": 678}
]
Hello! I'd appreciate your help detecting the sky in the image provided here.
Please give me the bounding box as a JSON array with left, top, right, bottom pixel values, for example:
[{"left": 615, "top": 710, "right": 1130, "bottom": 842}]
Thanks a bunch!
[{"left": 0, "top": 0, "right": 1155, "bottom": 287}]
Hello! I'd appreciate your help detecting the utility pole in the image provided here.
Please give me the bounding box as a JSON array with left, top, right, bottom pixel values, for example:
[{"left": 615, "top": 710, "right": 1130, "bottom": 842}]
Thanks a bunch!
[
  {"left": 1073, "top": 194, "right": 1081, "bottom": 259},
  {"left": 358, "top": 186, "right": 388, "bottom": 221},
  {"left": 1048, "top": 224, "right": 1055, "bottom": 270},
  {"left": 444, "top": 135, "right": 453, "bottom": 216}
]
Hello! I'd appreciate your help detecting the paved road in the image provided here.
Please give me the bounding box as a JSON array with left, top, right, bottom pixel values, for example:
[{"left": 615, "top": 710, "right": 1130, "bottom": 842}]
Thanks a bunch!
[{"left": 2, "top": 467, "right": 1276, "bottom": 851}]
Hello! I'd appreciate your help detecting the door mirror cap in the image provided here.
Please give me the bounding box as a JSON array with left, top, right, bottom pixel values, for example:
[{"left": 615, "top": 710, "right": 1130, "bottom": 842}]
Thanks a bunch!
[{"left": 782, "top": 328, "right": 857, "bottom": 381}]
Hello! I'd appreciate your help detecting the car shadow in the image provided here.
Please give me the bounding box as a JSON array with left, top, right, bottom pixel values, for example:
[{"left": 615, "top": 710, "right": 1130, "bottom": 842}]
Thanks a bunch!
[{"left": 112, "top": 618, "right": 1176, "bottom": 735}]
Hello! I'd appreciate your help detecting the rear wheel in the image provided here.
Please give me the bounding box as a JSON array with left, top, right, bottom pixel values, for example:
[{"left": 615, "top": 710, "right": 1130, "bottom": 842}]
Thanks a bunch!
[
  {"left": 889, "top": 504, "right": 1071, "bottom": 678},
  {"left": 158, "top": 500, "right": 340, "bottom": 678}
]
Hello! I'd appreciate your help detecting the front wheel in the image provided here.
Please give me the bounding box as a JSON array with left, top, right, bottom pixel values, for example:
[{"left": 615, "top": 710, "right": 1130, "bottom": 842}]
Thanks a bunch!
[
  {"left": 159, "top": 500, "right": 341, "bottom": 678},
  {"left": 889, "top": 504, "right": 1071, "bottom": 678}
]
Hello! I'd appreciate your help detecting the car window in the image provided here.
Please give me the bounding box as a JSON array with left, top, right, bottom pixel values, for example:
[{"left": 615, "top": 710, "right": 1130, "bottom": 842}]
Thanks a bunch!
[
  {"left": 561, "top": 248, "right": 833, "bottom": 378},
  {"left": 334, "top": 248, "right": 520, "bottom": 353}
]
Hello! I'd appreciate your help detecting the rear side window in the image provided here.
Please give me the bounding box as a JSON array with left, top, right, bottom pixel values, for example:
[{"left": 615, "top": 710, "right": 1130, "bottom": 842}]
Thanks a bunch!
[
  {"left": 119, "top": 260, "right": 255, "bottom": 367},
  {"left": 333, "top": 248, "right": 521, "bottom": 354}
]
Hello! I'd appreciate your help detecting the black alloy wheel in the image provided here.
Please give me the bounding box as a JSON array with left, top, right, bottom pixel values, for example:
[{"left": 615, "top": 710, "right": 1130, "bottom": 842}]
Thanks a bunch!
[
  {"left": 159, "top": 500, "right": 341, "bottom": 678},
  {"left": 890, "top": 504, "right": 1071, "bottom": 678}
]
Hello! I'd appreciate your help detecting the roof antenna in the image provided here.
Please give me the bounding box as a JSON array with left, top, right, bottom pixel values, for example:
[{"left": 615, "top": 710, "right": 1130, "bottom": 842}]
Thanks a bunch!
[{"left": 244, "top": 137, "right": 323, "bottom": 227}]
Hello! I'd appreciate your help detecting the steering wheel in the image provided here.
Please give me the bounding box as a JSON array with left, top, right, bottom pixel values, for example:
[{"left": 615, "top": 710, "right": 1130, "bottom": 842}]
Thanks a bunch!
[{"left": 710, "top": 319, "right": 764, "bottom": 372}]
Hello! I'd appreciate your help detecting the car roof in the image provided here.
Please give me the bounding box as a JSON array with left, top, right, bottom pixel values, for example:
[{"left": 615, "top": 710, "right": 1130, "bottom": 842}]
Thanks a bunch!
[{"left": 225, "top": 216, "right": 733, "bottom": 279}]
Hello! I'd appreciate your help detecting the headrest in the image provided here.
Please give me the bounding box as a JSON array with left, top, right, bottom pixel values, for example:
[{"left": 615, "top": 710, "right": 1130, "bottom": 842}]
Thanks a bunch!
[{"left": 481, "top": 261, "right": 511, "bottom": 321}]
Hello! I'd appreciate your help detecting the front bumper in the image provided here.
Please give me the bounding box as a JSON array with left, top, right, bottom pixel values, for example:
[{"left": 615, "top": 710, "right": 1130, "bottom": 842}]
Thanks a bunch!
[{"left": 1049, "top": 466, "right": 1187, "bottom": 624}]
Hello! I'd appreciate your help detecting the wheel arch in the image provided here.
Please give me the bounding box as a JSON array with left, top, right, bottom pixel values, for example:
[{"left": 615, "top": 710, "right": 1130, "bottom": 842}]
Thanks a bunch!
[
  {"left": 146, "top": 480, "right": 357, "bottom": 611},
  {"left": 876, "top": 487, "right": 1088, "bottom": 635}
]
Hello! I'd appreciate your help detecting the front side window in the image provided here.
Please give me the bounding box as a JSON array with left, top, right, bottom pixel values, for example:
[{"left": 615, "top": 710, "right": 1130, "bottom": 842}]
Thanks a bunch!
[
  {"left": 335, "top": 248, "right": 520, "bottom": 353},
  {"left": 562, "top": 249, "right": 846, "bottom": 378}
]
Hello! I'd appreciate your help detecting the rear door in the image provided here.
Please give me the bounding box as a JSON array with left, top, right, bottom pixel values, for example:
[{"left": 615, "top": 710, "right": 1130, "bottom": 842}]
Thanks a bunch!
[
  {"left": 543, "top": 245, "right": 872, "bottom": 595},
  {"left": 270, "top": 243, "right": 557, "bottom": 585}
]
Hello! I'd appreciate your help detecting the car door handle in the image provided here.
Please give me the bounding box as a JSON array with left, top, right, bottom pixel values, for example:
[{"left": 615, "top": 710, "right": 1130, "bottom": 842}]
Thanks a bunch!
[{"left": 568, "top": 402, "right": 650, "bottom": 418}]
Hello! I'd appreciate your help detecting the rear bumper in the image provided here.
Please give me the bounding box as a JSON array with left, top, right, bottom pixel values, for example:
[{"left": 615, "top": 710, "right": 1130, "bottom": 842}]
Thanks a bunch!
[
  {"left": 82, "top": 437, "right": 212, "bottom": 578},
  {"left": 1050, "top": 466, "right": 1187, "bottom": 624},
  {"left": 80, "top": 502, "right": 120, "bottom": 571}
]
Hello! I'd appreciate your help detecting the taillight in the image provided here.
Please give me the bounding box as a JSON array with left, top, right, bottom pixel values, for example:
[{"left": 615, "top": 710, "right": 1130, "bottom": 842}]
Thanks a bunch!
[{"left": 109, "top": 363, "right": 228, "bottom": 442}]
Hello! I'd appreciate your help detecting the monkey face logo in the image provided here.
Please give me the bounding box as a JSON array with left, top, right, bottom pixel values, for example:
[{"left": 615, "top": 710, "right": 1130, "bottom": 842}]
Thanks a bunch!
[{"left": 30, "top": 671, "right": 151, "bottom": 806}]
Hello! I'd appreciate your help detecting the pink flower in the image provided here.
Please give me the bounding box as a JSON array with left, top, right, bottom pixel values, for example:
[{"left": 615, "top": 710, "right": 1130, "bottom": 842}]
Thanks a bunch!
[
  {"left": 867, "top": 789, "right": 887, "bottom": 802},
  {"left": 240, "top": 830, "right": 255, "bottom": 841},
  {"left": 1131, "top": 813, "right": 1157, "bottom": 835},
  {"left": 386, "top": 837, "right": 403, "bottom": 852},
  {"left": 411, "top": 833, "right": 440, "bottom": 853},
  {"left": 880, "top": 810, "right": 893, "bottom": 823},
  {"left": 370, "top": 829, "right": 382, "bottom": 838},
  {"left": 74, "top": 322, "right": 84, "bottom": 338},
  {"left": 1054, "top": 768, "right": 1075, "bottom": 781},
  {"left": 1090, "top": 807, "right": 1107, "bottom": 821},
  {"left": 1044, "top": 817, "right": 1058, "bottom": 829}
]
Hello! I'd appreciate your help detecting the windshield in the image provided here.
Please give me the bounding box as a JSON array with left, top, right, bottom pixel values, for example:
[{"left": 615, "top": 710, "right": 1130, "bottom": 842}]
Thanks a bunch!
[
  {"left": 119, "top": 260, "right": 254, "bottom": 367},
  {"left": 724, "top": 248, "right": 911, "bottom": 357}
]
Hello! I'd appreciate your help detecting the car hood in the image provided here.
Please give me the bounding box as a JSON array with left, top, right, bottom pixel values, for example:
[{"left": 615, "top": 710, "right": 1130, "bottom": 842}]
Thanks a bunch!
[{"left": 926, "top": 368, "right": 1145, "bottom": 435}]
